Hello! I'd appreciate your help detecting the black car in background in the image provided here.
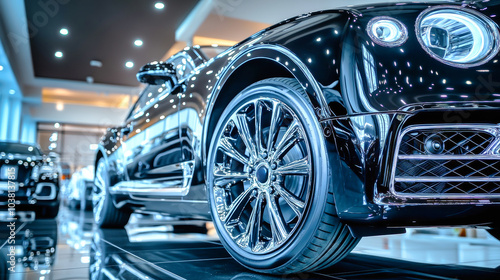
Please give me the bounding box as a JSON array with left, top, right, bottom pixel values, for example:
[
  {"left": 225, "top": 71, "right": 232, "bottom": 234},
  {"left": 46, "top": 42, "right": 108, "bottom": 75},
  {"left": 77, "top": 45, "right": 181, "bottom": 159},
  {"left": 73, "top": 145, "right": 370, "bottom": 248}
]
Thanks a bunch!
[
  {"left": 0, "top": 142, "right": 60, "bottom": 219},
  {"left": 93, "top": 1, "right": 500, "bottom": 274}
]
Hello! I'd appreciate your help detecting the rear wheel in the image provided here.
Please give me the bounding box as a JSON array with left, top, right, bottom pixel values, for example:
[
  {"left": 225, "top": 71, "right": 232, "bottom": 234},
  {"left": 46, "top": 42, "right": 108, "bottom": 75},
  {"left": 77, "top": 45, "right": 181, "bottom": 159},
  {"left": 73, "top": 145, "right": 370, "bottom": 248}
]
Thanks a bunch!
[
  {"left": 207, "top": 78, "right": 360, "bottom": 274},
  {"left": 92, "top": 158, "right": 130, "bottom": 228}
]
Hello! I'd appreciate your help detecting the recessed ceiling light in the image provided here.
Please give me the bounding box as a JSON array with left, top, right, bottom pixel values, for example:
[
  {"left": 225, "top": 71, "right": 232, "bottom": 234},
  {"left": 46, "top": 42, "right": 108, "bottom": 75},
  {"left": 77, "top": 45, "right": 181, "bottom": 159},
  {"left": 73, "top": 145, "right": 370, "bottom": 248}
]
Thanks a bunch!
[
  {"left": 55, "top": 51, "right": 63, "bottom": 58},
  {"left": 9, "top": 89, "right": 15, "bottom": 95},
  {"left": 60, "top": 28, "right": 69, "bottom": 36},
  {"left": 154, "top": 2, "right": 165, "bottom": 10},
  {"left": 134, "top": 39, "right": 143, "bottom": 47},
  {"left": 0, "top": 65, "right": 3, "bottom": 71},
  {"left": 125, "top": 61, "right": 134, "bottom": 68},
  {"left": 54, "top": 123, "right": 60, "bottom": 128}
]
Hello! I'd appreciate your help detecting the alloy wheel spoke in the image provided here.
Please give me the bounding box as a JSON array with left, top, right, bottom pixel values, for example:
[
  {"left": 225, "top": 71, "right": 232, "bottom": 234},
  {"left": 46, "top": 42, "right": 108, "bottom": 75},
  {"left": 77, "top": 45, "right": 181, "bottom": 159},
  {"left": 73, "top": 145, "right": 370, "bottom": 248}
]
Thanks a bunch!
[
  {"left": 267, "top": 101, "right": 282, "bottom": 152},
  {"left": 234, "top": 114, "right": 258, "bottom": 159},
  {"left": 255, "top": 100, "right": 264, "bottom": 155},
  {"left": 219, "top": 137, "right": 250, "bottom": 165},
  {"left": 273, "top": 183, "right": 305, "bottom": 217},
  {"left": 213, "top": 168, "right": 250, "bottom": 187},
  {"left": 235, "top": 192, "right": 264, "bottom": 250},
  {"left": 265, "top": 191, "right": 288, "bottom": 244},
  {"left": 275, "top": 157, "right": 310, "bottom": 175},
  {"left": 273, "top": 119, "right": 301, "bottom": 160},
  {"left": 225, "top": 186, "right": 257, "bottom": 226},
  {"left": 247, "top": 192, "right": 264, "bottom": 250}
]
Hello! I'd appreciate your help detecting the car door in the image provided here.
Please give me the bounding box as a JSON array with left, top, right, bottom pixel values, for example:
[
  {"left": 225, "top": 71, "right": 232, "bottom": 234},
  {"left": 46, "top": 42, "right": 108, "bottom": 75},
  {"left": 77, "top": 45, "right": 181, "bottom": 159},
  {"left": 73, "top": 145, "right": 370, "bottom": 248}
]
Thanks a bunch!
[{"left": 121, "top": 82, "right": 181, "bottom": 182}]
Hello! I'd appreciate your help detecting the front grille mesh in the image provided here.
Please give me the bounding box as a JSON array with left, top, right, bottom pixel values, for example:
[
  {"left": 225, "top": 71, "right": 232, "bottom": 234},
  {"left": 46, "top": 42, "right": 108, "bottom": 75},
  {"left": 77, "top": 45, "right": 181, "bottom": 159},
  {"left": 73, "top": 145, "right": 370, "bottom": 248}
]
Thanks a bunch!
[
  {"left": 399, "top": 130, "right": 494, "bottom": 155},
  {"left": 393, "top": 127, "right": 500, "bottom": 197}
]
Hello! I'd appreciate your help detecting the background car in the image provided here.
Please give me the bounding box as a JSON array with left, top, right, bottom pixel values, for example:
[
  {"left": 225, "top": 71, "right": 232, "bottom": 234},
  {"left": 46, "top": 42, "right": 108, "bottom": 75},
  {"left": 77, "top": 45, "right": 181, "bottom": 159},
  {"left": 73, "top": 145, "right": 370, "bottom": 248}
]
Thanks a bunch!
[
  {"left": 66, "top": 166, "right": 94, "bottom": 210},
  {"left": 93, "top": 1, "right": 500, "bottom": 274},
  {"left": 0, "top": 142, "right": 61, "bottom": 219}
]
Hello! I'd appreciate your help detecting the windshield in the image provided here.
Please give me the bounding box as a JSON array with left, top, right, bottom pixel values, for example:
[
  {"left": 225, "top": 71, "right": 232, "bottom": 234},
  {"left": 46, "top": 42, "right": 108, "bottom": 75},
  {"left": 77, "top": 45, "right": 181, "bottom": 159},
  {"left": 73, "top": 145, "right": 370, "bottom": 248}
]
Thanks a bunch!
[{"left": 0, "top": 142, "right": 42, "bottom": 156}]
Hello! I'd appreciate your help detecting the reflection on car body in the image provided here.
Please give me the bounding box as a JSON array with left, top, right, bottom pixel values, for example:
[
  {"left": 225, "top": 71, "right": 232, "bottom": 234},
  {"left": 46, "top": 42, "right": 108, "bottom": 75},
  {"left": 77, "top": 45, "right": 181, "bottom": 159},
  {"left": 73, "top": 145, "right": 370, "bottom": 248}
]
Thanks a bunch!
[{"left": 93, "top": 1, "right": 500, "bottom": 274}]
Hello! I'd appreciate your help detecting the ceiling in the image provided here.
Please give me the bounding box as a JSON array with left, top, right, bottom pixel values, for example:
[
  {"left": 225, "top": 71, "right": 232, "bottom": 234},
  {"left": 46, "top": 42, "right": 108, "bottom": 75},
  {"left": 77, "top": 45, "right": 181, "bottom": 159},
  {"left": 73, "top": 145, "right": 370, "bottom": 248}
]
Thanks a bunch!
[
  {"left": 25, "top": 0, "right": 199, "bottom": 87},
  {"left": 0, "top": 0, "right": 447, "bottom": 128}
]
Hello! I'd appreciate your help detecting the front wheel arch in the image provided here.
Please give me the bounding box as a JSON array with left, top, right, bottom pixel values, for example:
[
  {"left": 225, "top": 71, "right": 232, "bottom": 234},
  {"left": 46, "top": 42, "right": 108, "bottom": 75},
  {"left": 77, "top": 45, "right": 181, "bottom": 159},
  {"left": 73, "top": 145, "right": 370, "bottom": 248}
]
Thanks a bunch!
[{"left": 202, "top": 48, "right": 332, "bottom": 175}]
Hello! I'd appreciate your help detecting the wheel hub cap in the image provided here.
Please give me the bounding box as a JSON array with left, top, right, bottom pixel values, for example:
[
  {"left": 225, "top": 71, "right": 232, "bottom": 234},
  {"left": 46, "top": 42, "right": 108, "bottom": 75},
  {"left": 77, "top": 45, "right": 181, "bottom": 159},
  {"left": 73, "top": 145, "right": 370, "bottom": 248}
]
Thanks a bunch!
[{"left": 255, "top": 164, "right": 269, "bottom": 184}]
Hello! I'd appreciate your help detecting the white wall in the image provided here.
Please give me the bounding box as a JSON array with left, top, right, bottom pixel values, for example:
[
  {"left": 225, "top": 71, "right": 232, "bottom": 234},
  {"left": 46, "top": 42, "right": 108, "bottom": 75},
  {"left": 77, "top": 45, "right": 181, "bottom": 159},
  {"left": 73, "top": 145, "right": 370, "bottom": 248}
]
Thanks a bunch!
[{"left": 29, "top": 103, "right": 128, "bottom": 127}]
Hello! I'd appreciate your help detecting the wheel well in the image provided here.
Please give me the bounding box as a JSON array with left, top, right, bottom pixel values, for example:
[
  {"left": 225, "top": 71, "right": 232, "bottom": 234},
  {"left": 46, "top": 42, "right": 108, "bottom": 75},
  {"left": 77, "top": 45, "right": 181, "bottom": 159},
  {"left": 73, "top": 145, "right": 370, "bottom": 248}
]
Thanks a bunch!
[
  {"left": 95, "top": 150, "right": 103, "bottom": 174},
  {"left": 205, "top": 59, "right": 294, "bottom": 156}
]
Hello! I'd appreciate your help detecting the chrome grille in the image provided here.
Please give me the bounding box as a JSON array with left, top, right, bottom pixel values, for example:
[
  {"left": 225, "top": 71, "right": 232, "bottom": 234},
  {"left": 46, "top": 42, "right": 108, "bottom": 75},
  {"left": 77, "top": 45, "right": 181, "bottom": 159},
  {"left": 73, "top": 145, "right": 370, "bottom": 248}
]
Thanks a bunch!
[
  {"left": 399, "top": 130, "right": 494, "bottom": 155},
  {"left": 392, "top": 125, "right": 500, "bottom": 198}
]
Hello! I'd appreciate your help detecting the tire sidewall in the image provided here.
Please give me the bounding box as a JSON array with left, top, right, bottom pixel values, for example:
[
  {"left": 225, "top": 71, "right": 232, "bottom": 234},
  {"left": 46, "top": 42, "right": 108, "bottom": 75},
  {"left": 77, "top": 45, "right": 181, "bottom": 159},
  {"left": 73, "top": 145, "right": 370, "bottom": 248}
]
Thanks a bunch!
[
  {"left": 94, "top": 159, "right": 110, "bottom": 227},
  {"left": 206, "top": 79, "right": 330, "bottom": 271}
]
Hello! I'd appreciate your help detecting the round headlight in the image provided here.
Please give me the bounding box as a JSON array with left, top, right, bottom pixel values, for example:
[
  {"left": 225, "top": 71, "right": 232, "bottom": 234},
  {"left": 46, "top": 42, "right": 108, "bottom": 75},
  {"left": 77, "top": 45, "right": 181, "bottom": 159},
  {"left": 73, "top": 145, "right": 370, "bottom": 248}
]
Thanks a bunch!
[
  {"left": 367, "top": 16, "right": 408, "bottom": 47},
  {"left": 416, "top": 6, "right": 500, "bottom": 68}
]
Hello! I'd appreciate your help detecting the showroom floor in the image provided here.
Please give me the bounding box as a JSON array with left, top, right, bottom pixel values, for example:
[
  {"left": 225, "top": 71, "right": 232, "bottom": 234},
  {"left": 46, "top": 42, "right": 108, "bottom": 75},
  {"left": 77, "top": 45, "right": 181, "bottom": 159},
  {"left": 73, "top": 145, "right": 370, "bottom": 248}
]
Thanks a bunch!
[{"left": 2, "top": 207, "right": 500, "bottom": 280}]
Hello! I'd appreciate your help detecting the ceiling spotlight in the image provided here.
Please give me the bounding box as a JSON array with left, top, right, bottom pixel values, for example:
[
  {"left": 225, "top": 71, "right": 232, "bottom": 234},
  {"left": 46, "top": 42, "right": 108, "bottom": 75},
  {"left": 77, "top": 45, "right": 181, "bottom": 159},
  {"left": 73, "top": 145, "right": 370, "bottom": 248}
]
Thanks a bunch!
[
  {"left": 154, "top": 2, "right": 165, "bottom": 10},
  {"left": 134, "top": 39, "right": 143, "bottom": 47},
  {"left": 9, "top": 89, "right": 15, "bottom": 95},
  {"left": 54, "top": 123, "right": 60, "bottom": 128},
  {"left": 90, "top": 60, "right": 103, "bottom": 67},
  {"left": 55, "top": 51, "right": 63, "bottom": 58},
  {"left": 56, "top": 103, "right": 64, "bottom": 111},
  {"left": 0, "top": 65, "right": 3, "bottom": 71},
  {"left": 60, "top": 28, "right": 69, "bottom": 36},
  {"left": 125, "top": 61, "right": 134, "bottom": 68}
]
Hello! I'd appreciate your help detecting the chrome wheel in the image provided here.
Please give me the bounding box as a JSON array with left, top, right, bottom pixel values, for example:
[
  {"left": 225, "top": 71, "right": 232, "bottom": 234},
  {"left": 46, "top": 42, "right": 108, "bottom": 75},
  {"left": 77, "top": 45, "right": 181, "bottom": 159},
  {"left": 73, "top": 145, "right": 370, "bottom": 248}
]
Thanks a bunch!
[
  {"left": 93, "top": 160, "right": 107, "bottom": 224},
  {"left": 212, "top": 97, "right": 311, "bottom": 254}
]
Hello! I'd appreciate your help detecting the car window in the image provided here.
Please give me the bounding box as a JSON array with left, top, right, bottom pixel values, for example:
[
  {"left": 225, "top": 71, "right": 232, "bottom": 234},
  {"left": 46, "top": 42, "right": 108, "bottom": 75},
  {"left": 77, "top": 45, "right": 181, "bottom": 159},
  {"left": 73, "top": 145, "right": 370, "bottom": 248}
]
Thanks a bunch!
[{"left": 127, "top": 84, "right": 170, "bottom": 120}]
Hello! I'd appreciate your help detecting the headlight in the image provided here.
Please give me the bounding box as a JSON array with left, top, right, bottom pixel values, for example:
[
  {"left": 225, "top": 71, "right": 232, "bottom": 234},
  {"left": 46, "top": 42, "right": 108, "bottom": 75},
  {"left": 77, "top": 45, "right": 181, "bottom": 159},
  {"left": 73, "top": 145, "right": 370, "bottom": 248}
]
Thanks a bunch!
[
  {"left": 416, "top": 6, "right": 500, "bottom": 68},
  {"left": 367, "top": 16, "right": 408, "bottom": 47}
]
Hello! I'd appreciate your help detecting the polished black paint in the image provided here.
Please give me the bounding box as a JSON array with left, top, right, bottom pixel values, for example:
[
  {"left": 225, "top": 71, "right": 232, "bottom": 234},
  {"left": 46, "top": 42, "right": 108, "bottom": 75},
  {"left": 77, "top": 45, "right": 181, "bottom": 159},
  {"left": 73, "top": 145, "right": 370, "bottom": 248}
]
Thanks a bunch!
[{"left": 97, "top": 1, "right": 500, "bottom": 233}]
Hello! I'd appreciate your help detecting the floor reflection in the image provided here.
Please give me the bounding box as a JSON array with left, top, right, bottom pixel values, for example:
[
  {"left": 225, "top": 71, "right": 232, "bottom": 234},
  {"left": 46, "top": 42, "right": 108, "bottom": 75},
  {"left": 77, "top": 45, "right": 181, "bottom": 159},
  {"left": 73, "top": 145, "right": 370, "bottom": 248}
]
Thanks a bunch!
[{"left": 1, "top": 206, "right": 500, "bottom": 279}]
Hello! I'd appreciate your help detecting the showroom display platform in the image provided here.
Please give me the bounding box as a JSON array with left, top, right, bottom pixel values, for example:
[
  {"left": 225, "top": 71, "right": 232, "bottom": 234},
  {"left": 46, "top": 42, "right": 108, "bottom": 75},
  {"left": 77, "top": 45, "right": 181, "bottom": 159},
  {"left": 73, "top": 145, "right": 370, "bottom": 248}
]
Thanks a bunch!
[{"left": 1, "top": 208, "right": 500, "bottom": 280}]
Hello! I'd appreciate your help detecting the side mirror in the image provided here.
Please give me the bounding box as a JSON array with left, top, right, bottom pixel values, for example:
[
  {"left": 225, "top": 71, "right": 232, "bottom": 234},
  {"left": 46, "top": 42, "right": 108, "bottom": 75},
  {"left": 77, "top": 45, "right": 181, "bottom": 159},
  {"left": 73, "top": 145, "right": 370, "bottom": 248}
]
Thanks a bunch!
[{"left": 136, "top": 61, "right": 177, "bottom": 86}]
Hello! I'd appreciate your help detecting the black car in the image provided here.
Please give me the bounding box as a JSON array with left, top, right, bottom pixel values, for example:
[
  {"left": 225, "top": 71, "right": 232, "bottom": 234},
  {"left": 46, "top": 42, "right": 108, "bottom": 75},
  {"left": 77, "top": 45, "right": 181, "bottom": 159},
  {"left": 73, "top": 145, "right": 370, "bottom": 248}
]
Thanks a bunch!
[
  {"left": 0, "top": 142, "right": 60, "bottom": 219},
  {"left": 93, "top": 1, "right": 500, "bottom": 274}
]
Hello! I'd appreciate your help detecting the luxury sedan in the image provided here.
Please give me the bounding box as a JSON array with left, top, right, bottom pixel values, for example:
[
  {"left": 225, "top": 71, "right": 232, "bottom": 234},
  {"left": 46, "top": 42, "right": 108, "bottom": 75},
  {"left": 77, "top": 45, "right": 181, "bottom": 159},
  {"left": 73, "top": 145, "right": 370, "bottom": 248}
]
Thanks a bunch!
[
  {"left": 0, "top": 142, "right": 61, "bottom": 219},
  {"left": 93, "top": 1, "right": 500, "bottom": 274}
]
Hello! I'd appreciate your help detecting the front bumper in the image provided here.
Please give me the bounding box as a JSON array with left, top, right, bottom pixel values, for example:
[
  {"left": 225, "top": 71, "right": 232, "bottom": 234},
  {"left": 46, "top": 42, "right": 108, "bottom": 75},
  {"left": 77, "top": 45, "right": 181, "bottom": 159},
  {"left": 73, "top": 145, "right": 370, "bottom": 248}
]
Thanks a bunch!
[{"left": 330, "top": 103, "right": 500, "bottom": 227}]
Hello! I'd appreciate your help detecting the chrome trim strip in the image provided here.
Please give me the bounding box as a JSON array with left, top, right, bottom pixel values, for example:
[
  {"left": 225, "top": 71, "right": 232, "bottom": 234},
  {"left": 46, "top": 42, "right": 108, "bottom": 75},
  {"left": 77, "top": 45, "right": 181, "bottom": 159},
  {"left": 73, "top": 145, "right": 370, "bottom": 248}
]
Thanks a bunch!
[
  {"left": 388, "top": 124, "right": 500, "bottom": 203},
  {"left": 109, "top": 160, "right": 194, "bottom": 197},
  {"left": 395, "top": 177, "right": 500, "bottom": 182},
  {"left": 398, "top": 154, "right": 500, "bottom": 160}
]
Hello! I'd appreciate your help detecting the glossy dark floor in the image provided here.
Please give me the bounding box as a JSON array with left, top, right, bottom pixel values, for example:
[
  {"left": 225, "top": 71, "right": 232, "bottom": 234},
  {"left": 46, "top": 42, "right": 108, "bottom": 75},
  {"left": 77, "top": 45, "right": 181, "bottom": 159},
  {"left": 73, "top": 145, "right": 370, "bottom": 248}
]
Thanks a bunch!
[{"left": 1, "top": 207, "right": 500, "bottom": 279}]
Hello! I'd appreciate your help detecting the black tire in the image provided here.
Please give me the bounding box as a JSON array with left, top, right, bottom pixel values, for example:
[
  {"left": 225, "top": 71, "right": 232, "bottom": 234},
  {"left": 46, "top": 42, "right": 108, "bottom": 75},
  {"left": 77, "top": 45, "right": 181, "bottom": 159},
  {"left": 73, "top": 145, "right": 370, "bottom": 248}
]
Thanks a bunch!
[
  {"left": 68, "top": 199, "right": 80, "bottom": 210},
  {"left": 45, "top": 204, "right": 60, "bottom": 218},
  {"left": 92, "top": 158, "right": 130, "bottom": 228},
  {"left": 206, "top": 78, "right": 360, "bottom": 274}
]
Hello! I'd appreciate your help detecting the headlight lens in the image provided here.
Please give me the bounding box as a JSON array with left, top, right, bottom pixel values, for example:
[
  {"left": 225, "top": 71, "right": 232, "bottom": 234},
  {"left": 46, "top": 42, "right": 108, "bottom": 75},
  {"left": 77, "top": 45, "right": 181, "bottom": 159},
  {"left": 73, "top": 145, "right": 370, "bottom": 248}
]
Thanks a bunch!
[
  {"left": 367, "top": 16, "right": 408, "bottom": 47},
  {"left": 416, "top": 6, "right": 500, "bottom": 68}
]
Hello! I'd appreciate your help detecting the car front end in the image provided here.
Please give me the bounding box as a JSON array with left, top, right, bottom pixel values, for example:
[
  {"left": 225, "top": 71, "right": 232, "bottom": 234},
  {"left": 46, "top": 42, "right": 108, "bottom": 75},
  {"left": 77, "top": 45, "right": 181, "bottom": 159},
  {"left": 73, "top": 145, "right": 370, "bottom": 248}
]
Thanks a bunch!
[
  {"left": 0, "top": 143, "right": 60, "bottom": 220},
  {"left": 330, "top": 1, "right": 500, "bottom": 231}
]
